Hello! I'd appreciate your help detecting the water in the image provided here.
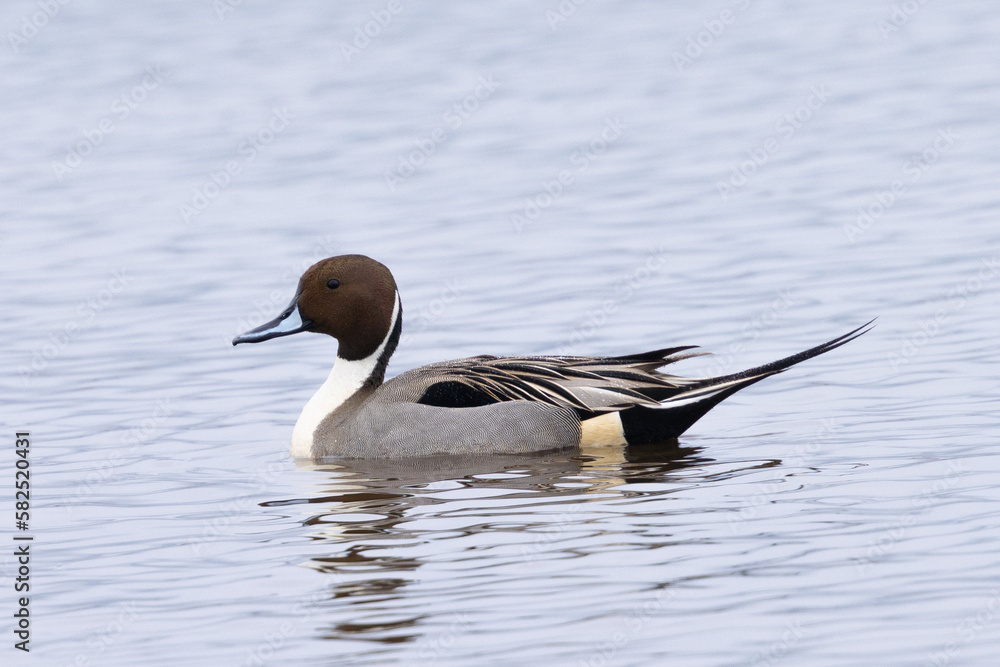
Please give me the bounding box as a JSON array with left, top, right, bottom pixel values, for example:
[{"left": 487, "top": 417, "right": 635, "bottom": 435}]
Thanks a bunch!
[{"left": 2, "top": 1, "right": 999, "bottom": 664}]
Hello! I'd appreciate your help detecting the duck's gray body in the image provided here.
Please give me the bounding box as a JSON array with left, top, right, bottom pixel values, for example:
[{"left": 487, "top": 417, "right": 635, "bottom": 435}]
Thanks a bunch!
[
  {"left": 232, "top": 254, "right": 872, "bottom": 459},
  {"left": 317, "top": 391, "right": 582, "bottom": 458}
]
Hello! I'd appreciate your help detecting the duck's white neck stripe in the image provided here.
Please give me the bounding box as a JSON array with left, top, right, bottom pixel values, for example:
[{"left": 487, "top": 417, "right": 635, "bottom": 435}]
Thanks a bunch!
[{"left": 290, "top": 292, "right": 400, "bottom": 457}]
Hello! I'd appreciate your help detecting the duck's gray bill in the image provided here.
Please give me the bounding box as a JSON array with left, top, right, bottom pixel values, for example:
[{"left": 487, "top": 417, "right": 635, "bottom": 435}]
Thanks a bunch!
[{"left": 232, "top": 296, "right": 313, "bottom": 345}]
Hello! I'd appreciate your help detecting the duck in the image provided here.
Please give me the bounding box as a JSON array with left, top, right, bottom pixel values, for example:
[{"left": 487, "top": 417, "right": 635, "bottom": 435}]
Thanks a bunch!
[{"left": 232, "top": 254, "right": 872, "bottom": 458}]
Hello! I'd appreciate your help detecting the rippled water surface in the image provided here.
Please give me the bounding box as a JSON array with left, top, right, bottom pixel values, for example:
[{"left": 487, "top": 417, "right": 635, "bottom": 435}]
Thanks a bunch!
[{"left": 3, "top": 1, "right": 1000, "bottom": 665}]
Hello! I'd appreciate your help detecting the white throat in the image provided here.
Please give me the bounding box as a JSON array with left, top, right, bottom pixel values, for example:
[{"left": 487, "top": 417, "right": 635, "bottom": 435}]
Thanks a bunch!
[{"left": 290, "top": 292, "right": 400, "bottom": 457}]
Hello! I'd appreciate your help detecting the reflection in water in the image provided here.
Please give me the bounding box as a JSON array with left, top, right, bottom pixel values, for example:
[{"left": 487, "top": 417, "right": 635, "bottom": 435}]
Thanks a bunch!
[{"left": 261, "top": 445, "right": 784, "bottom": 646}]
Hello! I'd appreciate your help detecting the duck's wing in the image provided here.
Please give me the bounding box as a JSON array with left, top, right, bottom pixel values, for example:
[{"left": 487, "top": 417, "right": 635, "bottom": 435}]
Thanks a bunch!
[{"left": 410, "top": 346, "right": 707, "bottom": 416}]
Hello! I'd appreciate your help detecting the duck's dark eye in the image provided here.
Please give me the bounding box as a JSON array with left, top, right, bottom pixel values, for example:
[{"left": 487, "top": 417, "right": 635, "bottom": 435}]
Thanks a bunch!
[{"left": 326, "top": 279, "right": 340, "bottom": 289}]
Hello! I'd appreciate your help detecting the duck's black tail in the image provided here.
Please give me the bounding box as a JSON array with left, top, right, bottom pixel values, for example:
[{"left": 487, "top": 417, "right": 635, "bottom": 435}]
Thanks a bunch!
[{"left": 618, "top": 320, "right": 875, "bottom": 446}]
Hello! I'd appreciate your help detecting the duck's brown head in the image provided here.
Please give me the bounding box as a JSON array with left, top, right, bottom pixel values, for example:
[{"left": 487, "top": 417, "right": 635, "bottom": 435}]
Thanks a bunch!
[{"left": 232, "top": 254, "right": 399, "bottom": 361}]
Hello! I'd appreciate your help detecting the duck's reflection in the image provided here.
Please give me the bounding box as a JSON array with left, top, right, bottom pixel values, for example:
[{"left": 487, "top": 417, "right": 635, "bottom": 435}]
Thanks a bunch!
[{"left": 261, "top": 443, "right": 716, "bottom": 645}]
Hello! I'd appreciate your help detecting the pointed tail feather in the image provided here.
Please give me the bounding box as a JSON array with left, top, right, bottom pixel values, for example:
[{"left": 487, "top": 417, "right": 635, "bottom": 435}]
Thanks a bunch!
[
  {"left": 686, "top": 318, "right": 875, "bottom": 390},
  {"left": 618, "top": 320, "right": 875, "bottom": 445}
]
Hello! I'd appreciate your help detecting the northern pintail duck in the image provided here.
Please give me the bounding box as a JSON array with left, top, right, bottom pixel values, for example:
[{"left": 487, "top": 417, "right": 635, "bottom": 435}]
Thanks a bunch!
[{"left": 233, "top": 255, "right": 872, "bottom": 458}]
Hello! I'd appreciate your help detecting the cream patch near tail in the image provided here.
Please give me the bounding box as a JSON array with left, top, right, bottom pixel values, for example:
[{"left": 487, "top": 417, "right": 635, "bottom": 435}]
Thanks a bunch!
[{"left": 579, "top": 411, "right": 627, "bottom": 447}]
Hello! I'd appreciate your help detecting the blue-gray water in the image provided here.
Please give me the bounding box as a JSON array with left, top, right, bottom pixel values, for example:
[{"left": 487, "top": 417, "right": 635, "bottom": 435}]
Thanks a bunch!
[{"left": 2, "top": 1, "right": 999, "bottom": 665}]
